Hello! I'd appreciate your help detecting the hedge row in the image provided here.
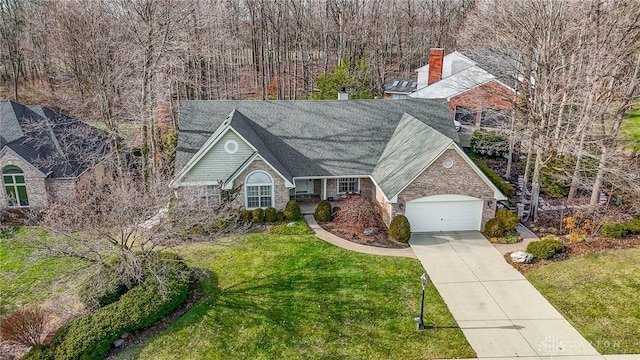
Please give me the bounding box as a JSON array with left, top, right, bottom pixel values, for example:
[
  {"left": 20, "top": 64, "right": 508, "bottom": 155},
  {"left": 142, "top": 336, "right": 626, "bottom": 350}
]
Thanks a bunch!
[
  {"left": 26, "top": 253, "right": 190, "bottom": 360},
  {"left": 600, "top": 219, "right": 640, "bottom": 238},
  {"left": 474, "top": 161, "right": 516, "bottom": 197}
]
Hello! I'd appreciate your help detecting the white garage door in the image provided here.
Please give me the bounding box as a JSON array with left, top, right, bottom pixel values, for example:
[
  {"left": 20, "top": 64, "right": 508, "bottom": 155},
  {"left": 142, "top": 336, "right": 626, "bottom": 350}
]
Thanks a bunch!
[{"left": 405, "top": 195, "right": 483, "bottom": 232}]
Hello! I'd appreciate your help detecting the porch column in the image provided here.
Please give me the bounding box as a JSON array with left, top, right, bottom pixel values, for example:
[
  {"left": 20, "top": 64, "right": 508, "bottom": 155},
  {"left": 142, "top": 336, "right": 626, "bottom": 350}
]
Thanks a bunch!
[{"left": 322, "top": 179, "right": 327, "bottom": 200}]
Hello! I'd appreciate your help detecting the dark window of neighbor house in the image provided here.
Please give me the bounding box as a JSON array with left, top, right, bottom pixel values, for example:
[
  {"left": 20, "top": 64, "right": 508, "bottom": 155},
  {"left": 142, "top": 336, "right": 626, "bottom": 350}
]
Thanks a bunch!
[
  {"left": 455, "top": 106, "right": 478, "bottom": 126},
  {"left": 3, "top": 165, "right": 29, "bottom": 207},
  {"left": 338, "top": 178, "right": 359, "bottom": 194},
  {"left": 245, "top": 171, "right": 273, "bottom": 208}
]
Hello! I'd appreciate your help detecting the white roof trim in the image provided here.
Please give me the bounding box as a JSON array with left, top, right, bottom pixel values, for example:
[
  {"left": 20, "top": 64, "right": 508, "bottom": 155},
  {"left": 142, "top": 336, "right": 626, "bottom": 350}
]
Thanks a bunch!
[
  {"left": 390, "top": 141, "right": 453, "bottom": 199},
  {"left": 174, "top": 180, "right": 220, "bottom": 187},
  {"left": 293, "top": 175, "right": 370, "bottom": 180},
  {"left": 0, "top": 146, "right": 48, "bottom": 177},
  {"left": 225, "top": 154, "right": 295, "bottom": 188},
  {"left": 448, "top": 143, "right": 507, "bottom": 200},
  {"left": 367, "top": 175, "right": 390, "bottom": 203},
  {"left": 390, "top": 142, "right": 506, "bottom": 201},
  {"left": 169, "top": 117, "right": 259, "bottom": 188}
]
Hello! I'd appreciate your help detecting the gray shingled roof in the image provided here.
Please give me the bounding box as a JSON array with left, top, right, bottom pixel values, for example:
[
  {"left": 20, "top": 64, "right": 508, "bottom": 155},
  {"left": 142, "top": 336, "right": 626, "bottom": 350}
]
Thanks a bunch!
[
  {"left": 176, "top": 100, "right": 457, "bottom": 186},
  {"left": 384, "top": 78, "right": 418, "bottom": 94},
  {"left": 0, "top": 100, "right": 110, "bottom": 178},
  {"left": 371, "top": 113, "right": 453, "bottom": 199},
  {"left": 227, "top": 109, "right": 293, "bottom": 183}
]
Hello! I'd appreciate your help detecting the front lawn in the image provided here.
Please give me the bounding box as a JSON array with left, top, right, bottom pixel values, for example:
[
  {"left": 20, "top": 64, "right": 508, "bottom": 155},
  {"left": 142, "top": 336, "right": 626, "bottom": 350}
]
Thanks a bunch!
[
  {"left": 526, "top": 247, "right": 640, "bottom": 354},
  {"left": 117, "top": 234, "right": 474, "bottom": 359},
  {"left": 0, "top": 228, "right": 83, "bottom": 314}
]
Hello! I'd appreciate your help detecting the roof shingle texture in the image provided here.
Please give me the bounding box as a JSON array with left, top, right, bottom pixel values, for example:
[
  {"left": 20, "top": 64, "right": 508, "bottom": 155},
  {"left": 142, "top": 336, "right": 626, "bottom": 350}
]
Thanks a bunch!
[
  {"left": 176, "top": 99, "right": 457, "bottom": 182},
  {"left": 0, "top": 100, "right": 110, "bottom": 178}
]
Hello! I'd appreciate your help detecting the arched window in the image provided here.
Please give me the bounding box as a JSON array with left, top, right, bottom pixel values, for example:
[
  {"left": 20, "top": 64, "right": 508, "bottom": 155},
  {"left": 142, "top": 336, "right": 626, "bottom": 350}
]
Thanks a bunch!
[
  {"left": 245, "top": 171, "right": 273, "bottom": 209},
  {"left": 3, "top": 165, "right": 29, "bottom": 207}
]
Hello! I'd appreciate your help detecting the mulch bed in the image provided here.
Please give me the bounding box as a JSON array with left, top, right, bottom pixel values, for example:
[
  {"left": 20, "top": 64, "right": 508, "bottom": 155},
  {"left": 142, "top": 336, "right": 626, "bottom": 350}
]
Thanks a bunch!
[
  {"left": 509, "top": 235, "right": 640, "bottom": 273},
  {"left": 318, "top": 222, "right": 409, "bottom": 249}
]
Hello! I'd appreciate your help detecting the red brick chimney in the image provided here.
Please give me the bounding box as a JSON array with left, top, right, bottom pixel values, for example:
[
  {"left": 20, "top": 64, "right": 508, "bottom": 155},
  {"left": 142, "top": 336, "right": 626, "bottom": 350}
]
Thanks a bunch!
[{"left": 428, "top": 48, "right": 445, "bottom": 85}]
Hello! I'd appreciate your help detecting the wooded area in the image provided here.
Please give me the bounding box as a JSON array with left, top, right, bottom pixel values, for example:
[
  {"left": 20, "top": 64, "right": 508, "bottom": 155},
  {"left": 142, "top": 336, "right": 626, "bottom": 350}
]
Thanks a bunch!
[{"left": 1, "top": 0, "right": 640, "bottom": 217}]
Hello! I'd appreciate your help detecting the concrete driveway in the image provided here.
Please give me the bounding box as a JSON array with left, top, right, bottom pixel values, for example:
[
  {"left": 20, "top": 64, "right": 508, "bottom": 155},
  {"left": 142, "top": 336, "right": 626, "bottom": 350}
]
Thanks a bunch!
[{"left": 410, "top": 231, "right": 603, "bottom": 359}]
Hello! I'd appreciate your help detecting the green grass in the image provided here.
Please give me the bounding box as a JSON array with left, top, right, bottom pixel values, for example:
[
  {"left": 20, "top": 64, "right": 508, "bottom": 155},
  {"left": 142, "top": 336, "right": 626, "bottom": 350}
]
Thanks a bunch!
[
  {"left": 0, "top": 228, "right": 83, "bottom": 314},
  {"left": 117, "top": 234, "right": 474, "bottom": 359},
  {"left": 526, "top": 247, "right": 640, "bottom": 354}
]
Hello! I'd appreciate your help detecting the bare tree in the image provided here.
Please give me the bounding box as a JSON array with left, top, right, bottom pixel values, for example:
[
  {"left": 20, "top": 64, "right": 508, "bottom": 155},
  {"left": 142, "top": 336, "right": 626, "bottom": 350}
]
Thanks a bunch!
[
  {"left": 0, "top": 0, "right": 25, "bottom": 101},
  {"left": 30, "top": 159, "right": 247, "bottom": 293}
]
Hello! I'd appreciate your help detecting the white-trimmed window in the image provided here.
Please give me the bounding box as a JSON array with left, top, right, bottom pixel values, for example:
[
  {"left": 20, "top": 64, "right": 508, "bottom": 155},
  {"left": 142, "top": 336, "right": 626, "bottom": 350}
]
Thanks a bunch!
[
  {"left": 245, "top": 171, "right": 273, "bottom": 209},
  {"left": 338, "top": 178, "right": 359, "bottom": 194},
  {"left": 3, "top": 165, "right": 29, "bottom": 207}
]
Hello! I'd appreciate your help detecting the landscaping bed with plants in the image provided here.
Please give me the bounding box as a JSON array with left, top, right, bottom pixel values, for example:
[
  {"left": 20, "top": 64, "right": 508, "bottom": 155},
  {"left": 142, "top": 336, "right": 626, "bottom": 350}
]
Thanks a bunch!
[{"left": 313, "top": 196, "right": 410, "bottom": 249}]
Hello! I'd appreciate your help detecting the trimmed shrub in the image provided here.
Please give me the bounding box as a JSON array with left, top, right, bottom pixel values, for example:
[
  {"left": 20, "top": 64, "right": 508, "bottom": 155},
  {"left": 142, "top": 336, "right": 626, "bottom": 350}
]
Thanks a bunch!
[
  {"left": 526, "top": 236, "right": 564, "bottom": 260},
  {"left": 600, "top": 223, "right": 628, "bottom": 238},
  {"left": 484, "top": 217, "right": 506, "bottom": 238},
  {"left": 314, "top": 200, "right": 332, "bottom": 222},
  {"left": 268, "top": 219, "right": 314, "bottom": 235},
  {"left": 240, "top": 210, "right": 252, "bottom": 223},
  {"left": 252, "top": 208, "right": 265, "bottom": 224},
  {"left": 474, "top": 161, "right": 516, "bottom": 197},
  {"left": 484, "top": 208, "right": 519, "bottom": 238},
  {"left": 284, "top": 200, "right": 301, "bottom": 221},
  {"left": 0, "top": 306, "right": 50, "bottom": 347},
  {"left": 600, "top": 219, "right": 640, "bottom": 238},
  {"left": 25, "top": 254, "right": 190, "bottom": 360},
  {"left": 276, "top": 211, "right": 285, "bottom": 222},
  {"left": 388, "top": 215, "right": 411, "bottom": 243},
  {"left": 264, "top": 207, "right": 277, "bottom": 223},
  {"left": 78, "top": 270, "right": 127, "bottom": 310}
]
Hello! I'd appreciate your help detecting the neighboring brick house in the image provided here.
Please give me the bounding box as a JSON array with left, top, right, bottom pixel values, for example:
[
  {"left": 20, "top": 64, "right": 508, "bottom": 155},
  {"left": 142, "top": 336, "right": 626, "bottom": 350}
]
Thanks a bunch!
[
  {"left": 171, "top": 100, "right": 506, "bottom": 232},
  {"left": 0, "top": 100, "right": 110, "bottom": 210},
  {"left": 410, "top": 49, "right": 515, "bottom": 127}
]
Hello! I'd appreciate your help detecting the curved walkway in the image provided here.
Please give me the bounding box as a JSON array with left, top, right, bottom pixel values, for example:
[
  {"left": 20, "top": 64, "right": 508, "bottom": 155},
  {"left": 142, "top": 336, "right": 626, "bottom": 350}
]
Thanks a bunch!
[{"left": 304, "top": 215, "right": 416, "bottom": 258}]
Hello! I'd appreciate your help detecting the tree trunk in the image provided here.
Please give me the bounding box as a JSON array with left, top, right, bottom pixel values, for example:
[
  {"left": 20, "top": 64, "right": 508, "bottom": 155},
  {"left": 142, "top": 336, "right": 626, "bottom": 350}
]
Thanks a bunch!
[
  {"left": 589, "top": 142, "right": 608, "bottom": 207},
  {"left": 505, "top": 109, "right": 517, "bottom": 178},
  {"left": 522, "top": 131, "right": 535, "bottom": 195},
  {"left": 568, "top": 127, "right": 587, "bottom": 200},
  {"left": 530, "top": 146, "right": 544, "bottom": 222}
]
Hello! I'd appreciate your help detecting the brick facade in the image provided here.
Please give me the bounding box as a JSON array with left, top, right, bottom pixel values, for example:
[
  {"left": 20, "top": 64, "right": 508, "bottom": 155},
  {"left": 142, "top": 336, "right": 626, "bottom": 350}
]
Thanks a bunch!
[
  {"left": 232, "top": 159, "right": 290, "bottom": 210},
  {"left": 47, "top": 178, "right": 77, "bottom": 203},
  {"left": 448, "top": 80, "right": 514, "bottom": 126},
  {"left": 0, "top": 151, "right": 49, "bottom": 209},
  {"left": 394, "top": 148, "right": 497, "bottom": 228}
]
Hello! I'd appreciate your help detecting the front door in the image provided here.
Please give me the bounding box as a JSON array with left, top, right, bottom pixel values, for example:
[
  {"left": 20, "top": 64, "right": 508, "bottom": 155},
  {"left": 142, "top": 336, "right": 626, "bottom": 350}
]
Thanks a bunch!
[{"left": 295, "top": 179, "right": 315, "bottom": 194}]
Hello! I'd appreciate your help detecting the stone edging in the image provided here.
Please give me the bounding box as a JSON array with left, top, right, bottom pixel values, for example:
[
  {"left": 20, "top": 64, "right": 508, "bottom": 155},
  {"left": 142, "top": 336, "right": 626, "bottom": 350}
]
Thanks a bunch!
[{"left": 304, "top": 215, "right": 416, "bottom": 258}]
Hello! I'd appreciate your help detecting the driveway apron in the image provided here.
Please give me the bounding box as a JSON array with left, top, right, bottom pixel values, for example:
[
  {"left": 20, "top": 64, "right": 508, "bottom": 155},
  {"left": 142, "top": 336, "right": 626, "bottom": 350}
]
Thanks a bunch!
[{"left": 410, "top": 231, "right": 603, "bottom": 360}]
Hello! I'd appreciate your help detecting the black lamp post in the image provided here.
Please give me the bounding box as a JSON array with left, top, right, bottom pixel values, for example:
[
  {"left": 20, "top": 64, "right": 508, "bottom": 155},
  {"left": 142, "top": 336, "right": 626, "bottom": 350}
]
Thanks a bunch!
[{"left": 416, "top": 272, "right": 429, "bottom": 330}]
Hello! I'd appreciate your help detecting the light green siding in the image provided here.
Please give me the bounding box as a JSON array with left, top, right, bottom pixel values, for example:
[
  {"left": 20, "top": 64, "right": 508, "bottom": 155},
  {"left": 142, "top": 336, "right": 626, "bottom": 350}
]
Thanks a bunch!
[{"left": 184, "top": 131, "right": 254, "bottom": 183}]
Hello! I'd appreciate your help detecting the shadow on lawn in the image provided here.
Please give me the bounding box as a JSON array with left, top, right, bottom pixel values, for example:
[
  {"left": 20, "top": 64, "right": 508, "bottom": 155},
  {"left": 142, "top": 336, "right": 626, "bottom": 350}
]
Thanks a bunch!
[{"left": 169, "top": 268, "right": 460, "bottom": 335}]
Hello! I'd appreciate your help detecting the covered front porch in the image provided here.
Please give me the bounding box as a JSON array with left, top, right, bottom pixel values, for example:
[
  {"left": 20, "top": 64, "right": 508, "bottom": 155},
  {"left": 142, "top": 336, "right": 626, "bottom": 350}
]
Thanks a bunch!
[{"left": 291, "top": 177, "right": 376, "bottom": 214}]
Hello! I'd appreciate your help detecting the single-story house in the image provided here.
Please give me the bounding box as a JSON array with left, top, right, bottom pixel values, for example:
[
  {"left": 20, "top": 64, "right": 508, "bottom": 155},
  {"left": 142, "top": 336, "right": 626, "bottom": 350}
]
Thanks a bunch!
[
  {"left": 410, "top": 49, "right": 515, "bottom": 127},
  {"left": 171, "top": 99, "right": 506, "bottom": 232},
  {"left": 0, "top": 100, "right": 110, "bottom": 209}
]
